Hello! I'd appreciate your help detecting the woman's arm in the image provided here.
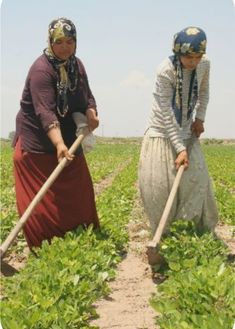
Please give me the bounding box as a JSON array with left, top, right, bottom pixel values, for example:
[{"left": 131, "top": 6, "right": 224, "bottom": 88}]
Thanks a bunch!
[
  {"left": 191, "top": 60, "right": 210, "bottom": 138},
  {"left": 86, "top": 108, "right": 99, "bottom": 131},
  {"left": 154, "top": 72, "right": 186, "bottom": 153},
  {"left": 30, "top": 69, "right": 59, "bottom": 131},
  {"left": 193, "top": 59, "right": 210, "bottom": 122},
  {"left": 47, "top": 126, "right": 74, "bottom": 162},
  {"left": 30, "top": 68, "right": 73, "bottom": 161},
  {"left": 153, "top": 67, "right": 188, "bottom": 168},
  {"left": 77, "top": 59, "right": 99, "bottom": 131}
]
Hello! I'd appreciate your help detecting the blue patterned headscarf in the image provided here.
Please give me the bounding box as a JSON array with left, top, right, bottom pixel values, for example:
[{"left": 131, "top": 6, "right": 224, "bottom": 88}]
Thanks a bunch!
[
  {"left": 44, "top": 18, "right": 79, "bottom": 117},
  {"left": 172, "top": 26, "right": 207, "bottom": 55},
  {"left": 170, "top": 27, "right": 207, "bottom": 126}
]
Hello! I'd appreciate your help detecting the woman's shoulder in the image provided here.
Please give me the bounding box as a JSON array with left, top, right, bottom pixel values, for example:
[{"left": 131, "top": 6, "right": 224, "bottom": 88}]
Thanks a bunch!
[
  {"left": 156, "top": 57, "right": 175, "bottom": 79},
  {"left": 29, "top": 54, "right": 54, "bottom": 73},
  {"left": 26, "top": 54, "right": 56, "bottom": 82},
  {"left": 76, "top": 57, "right": 87, "bottom": 75},
  {"left": 200, "top": 54, "right": 210, "bottom": 63},
  {"left": 198, "top": 54, "right": 210, "bottom": 69},
  {"left": 76, "top": 57, "right": 84, "bottom": 66}
]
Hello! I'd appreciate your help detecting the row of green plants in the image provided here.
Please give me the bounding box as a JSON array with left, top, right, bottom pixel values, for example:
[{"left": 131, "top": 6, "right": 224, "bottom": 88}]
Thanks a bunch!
[
  {"left": 202, "top": 144, "right": 235, "bottom": 225},
  {"left": 0, "top": 142, "right": 139, "bottom": 251},
  {"left": 1, "top": 142, "right": 234, "bottom": 248},
  {"left": 87, "top": 143, "right": 139, "bottom": 183},
  {"left": 1, "top": 140, "right": 234, "bottom": 328},
  {"left": 150, "top": 144, "right": 235, "bottom": 329},
  {"left": 1, "top": 150, "right": 139, "bottom": 328},
  {"left": 151, "top": 223, "right": 235, "bottom": 329},
  {"left": 0, "top": 145, "right": 21, "bottom": 248}
]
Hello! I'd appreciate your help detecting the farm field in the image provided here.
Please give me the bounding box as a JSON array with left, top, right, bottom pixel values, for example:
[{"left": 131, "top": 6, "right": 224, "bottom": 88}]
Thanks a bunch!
[{"left": 0, "top": 138, "right": 235, "bottom": 329}]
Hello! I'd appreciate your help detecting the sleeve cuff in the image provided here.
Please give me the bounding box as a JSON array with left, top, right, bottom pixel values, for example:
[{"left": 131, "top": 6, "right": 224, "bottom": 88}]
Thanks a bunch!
[
  {"left": 176, "top": 145, "right": 186, "bottom": 154},
  {"left": 195, "top": 111, "right": 206, "bottom": 122}
]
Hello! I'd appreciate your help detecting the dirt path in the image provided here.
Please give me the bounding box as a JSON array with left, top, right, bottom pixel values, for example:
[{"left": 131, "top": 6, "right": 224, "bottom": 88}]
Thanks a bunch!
[
  {"left": 215, "top": 223, "right": 235, "bottom": 255},
  {"left": 90, "top": 192, "right": 159, "bottom": 329},
  {"left": 94, "top": 160, "right": 131, "bottom": 196},
  {"left": 90, "top": 250, "right": 157, "bottom": 329}
]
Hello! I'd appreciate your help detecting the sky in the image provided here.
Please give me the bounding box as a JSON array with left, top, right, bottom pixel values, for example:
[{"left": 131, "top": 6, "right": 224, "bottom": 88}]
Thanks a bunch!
[{"left": 1, "top": 0, "right": 235, "bottom": 139}]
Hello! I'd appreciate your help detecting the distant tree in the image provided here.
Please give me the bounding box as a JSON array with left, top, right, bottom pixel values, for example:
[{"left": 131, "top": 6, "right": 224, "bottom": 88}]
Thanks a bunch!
[{"left": 8, "top": 131, "right": 15, "bottom": 141}]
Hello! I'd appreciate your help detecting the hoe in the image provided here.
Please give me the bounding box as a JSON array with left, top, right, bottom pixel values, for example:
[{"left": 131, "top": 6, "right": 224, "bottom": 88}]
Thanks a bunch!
[
  {"left": 0, "top": 127, "right": 89, "bottom": 264},
  {"left": 146, "top": 135, "right": 197, "bottom": 266}
]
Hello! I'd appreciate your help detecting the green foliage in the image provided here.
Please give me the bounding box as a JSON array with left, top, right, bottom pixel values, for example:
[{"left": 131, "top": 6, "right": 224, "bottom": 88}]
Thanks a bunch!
[
  {"left": 1, "top": 140, "right": 234, "bottom": 329},
  {"left": 2, "top": 227, "right": 117, "bottom": 328},
  {"left": 0, "top": 144, "right": 25, "bottom": 249},
  {"left": 86, "top": 143, "right": 139, "bottom": 183},
  {"left": 202, "top": 144, "right": 235, "bottom": 225},
  {"left": 160, "top": 221, "right": 228, "bottom": 271},
  {"left": 8, "top": 131, "right": 15, "bottom": 141},
  {"left": 150, "top": 221, "right": 235, "bottom": 329},
  {"left": 1, "top": 146, "right": 138, "bottom": 328}
]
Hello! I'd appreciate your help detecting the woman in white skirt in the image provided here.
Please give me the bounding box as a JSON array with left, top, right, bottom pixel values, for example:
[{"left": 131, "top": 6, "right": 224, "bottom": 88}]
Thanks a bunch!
[{"left": 139, "top": 26, "right": 218, "bottom": 235}]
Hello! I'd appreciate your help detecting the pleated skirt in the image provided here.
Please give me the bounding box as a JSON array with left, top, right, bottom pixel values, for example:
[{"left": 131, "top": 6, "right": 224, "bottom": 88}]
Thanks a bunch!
[
  {"left": 13, "top": 138, "right": 99, "bottom": 248},
  {"left": 138, "top": 136, "right": 218, "bottom": 235}
]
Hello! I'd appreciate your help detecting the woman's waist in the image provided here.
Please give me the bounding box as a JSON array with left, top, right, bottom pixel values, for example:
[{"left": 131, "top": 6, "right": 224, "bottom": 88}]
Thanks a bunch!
[
  {"left": 14, "top": 122, "right": 81, "bottom": 154},
  {"left": 145, "top": 125, "right": 192, "bottom": 139}
]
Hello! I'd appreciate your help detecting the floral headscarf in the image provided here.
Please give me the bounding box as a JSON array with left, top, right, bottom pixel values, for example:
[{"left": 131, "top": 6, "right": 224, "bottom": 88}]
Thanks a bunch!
[
  {"left": 170, "top": 27, "right": 207, "bottom": 126},
  {"left": 172, "top": 26, "right": 207, "bottom": 55},
  {"left": 44, "top": 18, "right": 79, "bottom": 117}
]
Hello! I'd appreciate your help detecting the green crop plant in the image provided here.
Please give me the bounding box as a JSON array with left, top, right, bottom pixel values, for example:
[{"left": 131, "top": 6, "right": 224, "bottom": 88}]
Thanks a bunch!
[
  {"left": 1, "top": 147, "right": 139, "bottom": 328},
  {"left": 150, "top": 221, "right": 235, "bottom": 329}
]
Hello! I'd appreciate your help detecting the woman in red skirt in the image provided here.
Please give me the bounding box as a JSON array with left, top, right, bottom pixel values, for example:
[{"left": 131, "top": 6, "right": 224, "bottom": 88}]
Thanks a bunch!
[{"left": 13, "top": 18, "right": 99, "bottom": 248}]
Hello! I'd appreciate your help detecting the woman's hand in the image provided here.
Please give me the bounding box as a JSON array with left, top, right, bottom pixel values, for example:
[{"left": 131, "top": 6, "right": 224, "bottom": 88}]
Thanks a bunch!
[
  {"left": 175, "top": 150, "right": 189, "bottom": 170},
  {"left": 191, "top": 118, "right": 204, "bottom": 137},
  {"left": 47, "top": 126, "right": 74, "bottom": 163},
  {"left": 56, "top": 141, "right": 74, "bottom": 163},
  {"left": 86, "top": 108, "right": 99, "bottom": 131}
]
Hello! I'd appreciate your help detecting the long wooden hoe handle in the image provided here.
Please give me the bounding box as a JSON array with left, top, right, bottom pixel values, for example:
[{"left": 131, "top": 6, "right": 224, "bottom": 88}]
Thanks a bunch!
[
  {"left": 0, "top": 129, "right": 89, "bottom": 259},
  {"left": 147, "top": 164, "right": 185, "bottom": 248}
]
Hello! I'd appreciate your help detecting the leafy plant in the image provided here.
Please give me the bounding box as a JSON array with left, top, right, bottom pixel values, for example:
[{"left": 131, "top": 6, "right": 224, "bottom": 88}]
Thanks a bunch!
[
  {"left": 150, "top": 221, "right": 235, "bottom": 329},
  {"left": 1, "top": 145, "right": 139, "bottom": 328}
]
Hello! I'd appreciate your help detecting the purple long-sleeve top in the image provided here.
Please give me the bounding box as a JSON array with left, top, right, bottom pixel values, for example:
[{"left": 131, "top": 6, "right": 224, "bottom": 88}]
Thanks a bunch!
[{"left": 13, "top": 54, "right": 97, "bottom": 154}]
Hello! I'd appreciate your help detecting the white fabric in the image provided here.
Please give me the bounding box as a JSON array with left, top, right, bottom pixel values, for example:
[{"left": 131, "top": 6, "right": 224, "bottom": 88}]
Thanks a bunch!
[
  {"left": 72, "top": 112, "right": 96, "bottom": 153},
  {"left": 138, "top": 136, "right": 218, "bottom": 235},
  {"left": 146, "top": 55, "right": 210, "bottom": 154}
]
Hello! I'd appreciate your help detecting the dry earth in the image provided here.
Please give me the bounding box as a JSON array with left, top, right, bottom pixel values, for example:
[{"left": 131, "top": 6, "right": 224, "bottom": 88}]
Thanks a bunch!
[{"left": 90, "top": 193, "right": 158, "bottom": 329}]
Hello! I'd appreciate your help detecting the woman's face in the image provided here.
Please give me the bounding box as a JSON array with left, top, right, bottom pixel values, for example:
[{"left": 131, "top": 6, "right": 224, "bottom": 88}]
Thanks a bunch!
[
  {"left": 180, "top": 53, "right": 203, "bottom": 70},
  {"left": 52, "top": 37, "right": 76, "bottom": 60}
]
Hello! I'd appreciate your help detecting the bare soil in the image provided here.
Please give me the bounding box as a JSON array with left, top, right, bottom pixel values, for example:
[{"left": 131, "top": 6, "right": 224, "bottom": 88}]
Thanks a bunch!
[
  {"left": 93, "top": 160, "right": 131, "bottom": 196},
  {"left": 90, "top": 251, "right": 157, "bottom": 329},
  {"left": 215, "top": 223, "right": 235, "bottom": 255},
  {"left": 90, "top": 194, "right": 158, "bottom": 329}
]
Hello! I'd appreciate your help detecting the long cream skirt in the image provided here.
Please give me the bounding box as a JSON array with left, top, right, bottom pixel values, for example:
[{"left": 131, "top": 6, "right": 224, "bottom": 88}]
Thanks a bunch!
[{"left": 138, "top": 136, "right": 218, "bottom": 235}]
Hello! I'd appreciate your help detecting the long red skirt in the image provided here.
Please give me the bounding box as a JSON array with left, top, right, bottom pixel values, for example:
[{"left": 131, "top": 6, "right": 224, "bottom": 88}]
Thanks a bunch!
[{"left": 13, "top": 138, "right": 99, "bottom": 248}]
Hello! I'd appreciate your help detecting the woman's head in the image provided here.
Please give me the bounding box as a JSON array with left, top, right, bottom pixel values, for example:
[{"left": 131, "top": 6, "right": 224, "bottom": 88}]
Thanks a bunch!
[
  {"left": 172, "top": 26, "right": 207, "bottom": 70},
  {"left": 172, "top": 26, "right": 207, "bottom": 55},
  {"left": 47, "top": 18, "right": 77, "bottom": 61}
]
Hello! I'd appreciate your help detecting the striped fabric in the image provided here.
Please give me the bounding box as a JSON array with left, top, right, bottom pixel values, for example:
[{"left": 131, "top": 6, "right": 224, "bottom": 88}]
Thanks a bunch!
[{"left": 146, "top": 55, "right": 210, "bottom": 153}]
